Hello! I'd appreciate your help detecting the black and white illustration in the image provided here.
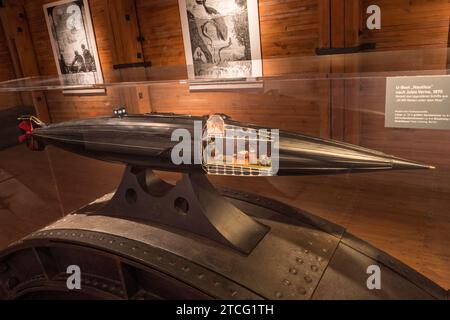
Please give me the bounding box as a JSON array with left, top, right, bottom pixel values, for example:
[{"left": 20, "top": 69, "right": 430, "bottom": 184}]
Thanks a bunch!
[
  {"left": 179, "top": 0, "right": 262, "bottom": 81},
  {"left": 44, "top": 0, "right": 103, "bottom": 89}
]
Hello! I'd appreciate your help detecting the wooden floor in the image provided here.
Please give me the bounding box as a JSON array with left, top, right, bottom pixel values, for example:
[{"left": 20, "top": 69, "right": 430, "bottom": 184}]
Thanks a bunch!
[{"left": 0, "top": 144, "right": 449, "bottom": 291}]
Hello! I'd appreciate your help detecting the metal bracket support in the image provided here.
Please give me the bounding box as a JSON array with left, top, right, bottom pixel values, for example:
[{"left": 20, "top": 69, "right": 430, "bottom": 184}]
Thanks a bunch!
[{"left": 97, "top": 166, "right": 269, "bottom": 254}]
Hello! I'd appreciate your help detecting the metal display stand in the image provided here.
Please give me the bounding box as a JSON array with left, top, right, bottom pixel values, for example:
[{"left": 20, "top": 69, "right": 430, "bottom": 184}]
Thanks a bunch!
[{"left": 98, "top": 166, "right": 269, "bottom": 254}]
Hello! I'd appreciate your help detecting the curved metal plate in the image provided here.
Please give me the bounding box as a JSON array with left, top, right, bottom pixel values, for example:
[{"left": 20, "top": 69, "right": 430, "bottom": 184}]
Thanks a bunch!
[{"left": 0, "top": 190, "right": 446, "bottom": 300}]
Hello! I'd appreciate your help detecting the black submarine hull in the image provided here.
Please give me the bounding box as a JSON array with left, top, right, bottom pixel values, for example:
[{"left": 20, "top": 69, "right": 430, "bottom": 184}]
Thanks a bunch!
[{"left": 28, "top": 113, "right": 432, "bottom": 175}]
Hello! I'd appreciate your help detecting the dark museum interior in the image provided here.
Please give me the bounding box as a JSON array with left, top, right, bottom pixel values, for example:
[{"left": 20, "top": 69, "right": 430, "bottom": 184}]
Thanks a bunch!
[{"left": 0, "top": 0, "right": 449, "bottom": 302}]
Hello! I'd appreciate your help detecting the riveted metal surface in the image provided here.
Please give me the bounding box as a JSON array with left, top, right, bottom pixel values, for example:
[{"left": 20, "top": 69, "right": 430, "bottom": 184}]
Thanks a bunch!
[
  {"left": 219, "top": 188, "right": 346, "bottom": 238},
  {"left": 23, "top": 229, "right": 261, "bottom": 300},
  {"left": 1, "top": 190, "right": 447, "bottom": 300},
  {"left": 0, "top": 244, "right": 122, "bottom": 300},
  {"left": 30, "top": 221, "right": 338, "bottom": 300},
  {"left": 11, "top": 280, "right": 122, "bottom": 300},
  {"left": 312, "top": 242, "right": 440, "bottom": 300},
  {"left": 27, "top": 191, "right": 342, "bottom": 300},
  {"left": 340, "top": 232, "right": 448, "bottom": 300},
  {"left": 0, "top": 247, "right": 46, "bottom": 299},
  {"left": 53, "top": 271, "right": 124, "bottom": 297}
]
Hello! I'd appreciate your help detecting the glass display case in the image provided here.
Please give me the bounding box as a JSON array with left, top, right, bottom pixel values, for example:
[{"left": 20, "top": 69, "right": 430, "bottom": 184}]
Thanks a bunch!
[{"left": 0, "top": 48, "right": 449, "bottom": 300}]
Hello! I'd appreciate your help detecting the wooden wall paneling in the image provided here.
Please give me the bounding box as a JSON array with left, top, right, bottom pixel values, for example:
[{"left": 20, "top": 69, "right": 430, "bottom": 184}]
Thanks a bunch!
[
  {"left": 343, "top": 75, "right": 361, "bottom": 145},
  {"left": 317, "top": 0, "right": 330, "bottom": 50},
  {"left": 136, "top": 0, "right": 186, "bottom": 68},
  {"left": 447, "top": 19, "right": 449, "bottom": 70},
  {"left": 318, "top": 83, "right": 331, "bottom": 138},
  {"left": 106, "top": 0, "right": 151, "bottom": 114},
  {"left": 150, "top": 79, "right": 328, "bottom": 137},
  {"left": 258, "top": 0, "right": 320, "bottom": 58},
  {"left": 343, "top": 0, "right": 361, "bottom": 145},
  {"left": 317, "top": 0, "right": 332, "bottom": 138},
  {"left": 0, "top": 1, "right": 50, "bottom": 122},
  {"left": 2, "top": 1, "right": 50, "bottom": 122},
  {"left": 0, "top": 15, "right": 23, "bottom": 110},
  {"left": 330, "top": 77, "right": 345, "bottom": 140},
  {"left": 114, "top": 83, "right": 152, "bottom": 114},
  {"left": 361, "top": 0, "right": 450, "bottom": 51},
  {"left": 344, "top": 0, "right": 360, "bottom": 48},
  {"left": 330, "top": 0, "right": 345, "bottom": 49},
  {"left": 327, "top": 0, "right": 362, "bottom": 144},
  {"left": 2, "top": 2, "right": 38, "bottom": 75},
  {"left": 107, "top": 0, "right": 143, "bottom": 66},
  {"left": 329, "top": 0, "right": 345, "bottom": 141},
  {"left": 135, "top": 84, "right": 152, "bottom": 112},
  {"left": 358, "top": 1, "right": 449, "bottom": 72}
]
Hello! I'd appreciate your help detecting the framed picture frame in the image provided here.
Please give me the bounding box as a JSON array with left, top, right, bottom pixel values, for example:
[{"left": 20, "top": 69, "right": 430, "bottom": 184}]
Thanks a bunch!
[
  {"left": 178, "top": 0, "right": 263, "bottom": 90},
  {"left": 43, "top": 0, "right": 104, "bottom": 94}
]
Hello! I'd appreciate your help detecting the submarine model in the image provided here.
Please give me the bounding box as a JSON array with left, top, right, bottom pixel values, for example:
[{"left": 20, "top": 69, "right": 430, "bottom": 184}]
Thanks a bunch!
[
  {"left": 1, "top": 109, "right": 445, "bottom": 300},
  {"left": 17, "top": 108, "right": 433, "bottom": 176}
]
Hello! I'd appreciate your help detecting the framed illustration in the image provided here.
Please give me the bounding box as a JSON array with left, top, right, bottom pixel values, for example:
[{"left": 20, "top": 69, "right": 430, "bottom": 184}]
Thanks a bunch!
[
  {"left": 178, "top": 0, "right": 263, "bottom": 89},
  {"left": 43, "top": 0, "right": 104, "bottom": 94}
]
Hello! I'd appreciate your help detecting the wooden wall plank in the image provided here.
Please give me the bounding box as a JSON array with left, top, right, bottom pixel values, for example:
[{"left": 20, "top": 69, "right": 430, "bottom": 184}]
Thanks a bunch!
[
  {"left": 329, "top": 0, "right": 346, "bottom": 141},
  {"left": 328, "top": 0, "right": 363, "bottom": 143},
  {"left": 135, "top": 0, "right": 185, "bottom": 68},
  {"left": 317, "top": 0, "right": 330, "bottom": 49},
  {"left": 150, "top": 77, "right": 329, "bottom": 137},
  {"left": 106, "top": 0, "right": 151, "bottom": 113},
  {"left": 447, "top": 19, "right": 449, "bottom": 69},
  {"left": 0, "top": 1, "right": 50, "bottom": 122},
  {"left": 361, "top": 0, "right": 450, "bottom": 51},
  {"left": 330, "top": 0, "right": 345, "bottom": 48},
  {"left": 0, "top": 14, "right": 22, "bottom": 110},
  {"left": 343, "top": 0, "right": 361, "bottom": 145},
  {"left": 107, "top": 0, "right": 144, "bottom": 66}
]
